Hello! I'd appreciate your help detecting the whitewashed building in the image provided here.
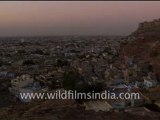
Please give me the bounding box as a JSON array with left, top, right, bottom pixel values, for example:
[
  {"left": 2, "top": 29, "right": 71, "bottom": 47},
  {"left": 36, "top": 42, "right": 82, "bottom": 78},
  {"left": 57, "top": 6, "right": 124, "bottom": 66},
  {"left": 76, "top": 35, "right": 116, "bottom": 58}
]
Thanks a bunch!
[{"left": 144, "top": 78, "right": 157, "bottom": 88}]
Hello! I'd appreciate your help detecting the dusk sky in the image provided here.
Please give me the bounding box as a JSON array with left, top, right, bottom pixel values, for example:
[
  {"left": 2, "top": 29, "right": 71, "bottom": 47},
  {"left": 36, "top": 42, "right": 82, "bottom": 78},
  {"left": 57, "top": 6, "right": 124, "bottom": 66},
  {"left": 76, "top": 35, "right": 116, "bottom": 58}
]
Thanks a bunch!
[{"left": 0, "top": 1, "right": 160, "bottom": 36}]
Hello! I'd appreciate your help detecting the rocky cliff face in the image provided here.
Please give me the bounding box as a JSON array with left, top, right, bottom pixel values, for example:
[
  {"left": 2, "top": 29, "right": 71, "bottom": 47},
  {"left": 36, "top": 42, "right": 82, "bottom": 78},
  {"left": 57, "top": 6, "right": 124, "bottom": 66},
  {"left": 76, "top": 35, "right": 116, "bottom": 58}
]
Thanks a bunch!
[{"left": 121, "top": 18, "right": 160, "bottom": 76}]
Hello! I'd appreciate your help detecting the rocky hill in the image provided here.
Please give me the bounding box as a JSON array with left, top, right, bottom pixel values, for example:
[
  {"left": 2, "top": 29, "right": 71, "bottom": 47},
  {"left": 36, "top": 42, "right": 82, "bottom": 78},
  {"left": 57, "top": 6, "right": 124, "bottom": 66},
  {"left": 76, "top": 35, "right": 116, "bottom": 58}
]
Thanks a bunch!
[
  {"left": 120, "top": 18, "right": 160, "bottom": 76},
  {"left": 133, "top": 18, "right": 160, "bottom": 38}
]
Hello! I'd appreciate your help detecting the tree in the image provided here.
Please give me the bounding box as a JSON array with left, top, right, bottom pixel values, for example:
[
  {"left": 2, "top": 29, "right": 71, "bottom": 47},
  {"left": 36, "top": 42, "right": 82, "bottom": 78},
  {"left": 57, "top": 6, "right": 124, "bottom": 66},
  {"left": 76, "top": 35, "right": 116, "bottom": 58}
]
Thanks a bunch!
[
  {"left": 63, "top": 70, "right": 83, "bottom": 90},
  {"left": 34, "top": 49, "right": 44, "bottom": 55},
  {"left": 22, "top": 59, "right": 35, "bottom": 66},
  {"left": 56, "top": 58, "right": 70, "bottom": 67}
]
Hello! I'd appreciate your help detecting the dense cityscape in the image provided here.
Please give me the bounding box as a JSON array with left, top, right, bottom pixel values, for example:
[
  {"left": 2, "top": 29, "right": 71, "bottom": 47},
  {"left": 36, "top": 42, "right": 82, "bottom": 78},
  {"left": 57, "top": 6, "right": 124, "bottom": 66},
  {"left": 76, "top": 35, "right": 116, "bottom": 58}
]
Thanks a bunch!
[{"left": 0, "top": 18, "right": 159, "bottom": 120}]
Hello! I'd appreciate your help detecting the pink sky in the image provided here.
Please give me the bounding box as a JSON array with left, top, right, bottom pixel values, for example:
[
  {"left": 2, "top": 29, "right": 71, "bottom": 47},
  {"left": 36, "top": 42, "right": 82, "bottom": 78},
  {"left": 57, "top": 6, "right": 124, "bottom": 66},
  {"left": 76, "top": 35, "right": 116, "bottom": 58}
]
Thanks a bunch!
[{"left": 0, "top": 1, "right": 160, "bottom": 36}]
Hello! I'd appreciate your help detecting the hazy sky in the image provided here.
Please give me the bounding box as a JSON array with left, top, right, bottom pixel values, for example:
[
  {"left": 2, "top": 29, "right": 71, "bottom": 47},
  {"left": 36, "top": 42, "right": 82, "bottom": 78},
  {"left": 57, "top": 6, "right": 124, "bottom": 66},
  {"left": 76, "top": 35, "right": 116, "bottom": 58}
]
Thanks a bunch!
[{"left": 0, "top": 1, "right": 160, "bottom": 36}]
